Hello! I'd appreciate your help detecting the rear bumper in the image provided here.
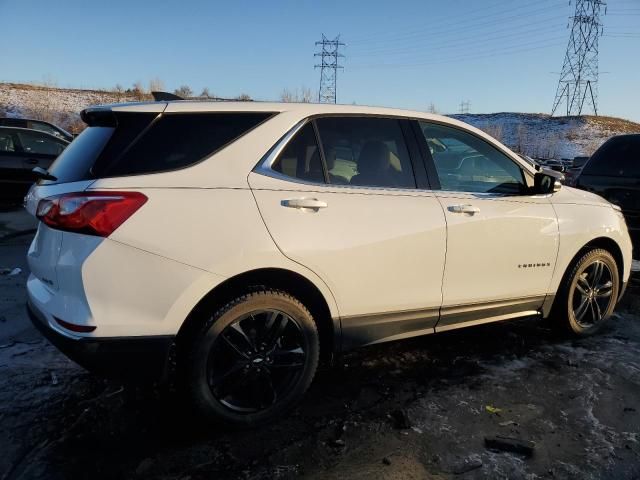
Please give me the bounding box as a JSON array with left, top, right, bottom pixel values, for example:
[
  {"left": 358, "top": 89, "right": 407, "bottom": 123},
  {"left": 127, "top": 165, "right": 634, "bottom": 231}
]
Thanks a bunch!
[{"left": 27, "top": 300, "right": 174, "bottom": 381}]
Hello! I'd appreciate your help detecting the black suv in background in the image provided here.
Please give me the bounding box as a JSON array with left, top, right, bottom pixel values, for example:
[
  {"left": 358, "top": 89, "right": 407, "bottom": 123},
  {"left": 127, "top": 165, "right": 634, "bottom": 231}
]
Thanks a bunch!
[{"left": 576, "top": 134, "right": 640, "bottom": 254}]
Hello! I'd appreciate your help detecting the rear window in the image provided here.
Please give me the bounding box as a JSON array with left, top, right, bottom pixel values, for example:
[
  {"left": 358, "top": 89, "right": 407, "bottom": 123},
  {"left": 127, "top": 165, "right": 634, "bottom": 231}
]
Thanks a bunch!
[
  {"left": 45, "top": 126, "right": 116, "bottom": 184},
  {"left": 44, "top": 111, "right": 273, "bottom": 184},
  {"left": 582, "top": 136, "right": 640, "bottom": 177}
]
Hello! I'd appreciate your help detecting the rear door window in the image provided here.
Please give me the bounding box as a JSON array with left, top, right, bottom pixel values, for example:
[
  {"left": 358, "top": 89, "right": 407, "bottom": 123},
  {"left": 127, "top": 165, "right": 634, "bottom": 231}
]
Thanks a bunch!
[
  {"left": 14, "top": 130, "right": 66, "bottom": 156},
  {"left": 271, "top": 123, "right": 325, "bottom": 183},
  {"left": 27, "top": 121, "right": 63, "bottom": 138},
  {"left": 315, "top": 117, "right": 416, "bottom": 188}
]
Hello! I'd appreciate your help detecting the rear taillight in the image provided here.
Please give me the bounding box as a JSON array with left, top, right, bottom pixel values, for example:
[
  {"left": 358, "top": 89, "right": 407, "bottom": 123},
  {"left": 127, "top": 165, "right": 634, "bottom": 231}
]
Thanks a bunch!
[{"left": 36, "top": 191, "right": 147, "bottom": 237}]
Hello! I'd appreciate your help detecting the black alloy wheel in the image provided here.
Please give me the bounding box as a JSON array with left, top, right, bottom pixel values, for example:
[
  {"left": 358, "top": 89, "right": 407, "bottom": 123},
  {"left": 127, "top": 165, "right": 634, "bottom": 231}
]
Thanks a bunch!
[
  {"left": 207, "top": 309, "right": 307, "bottom": 412},
  {"left": 187, "top": 290, "right": 320, "bottom": 427}
]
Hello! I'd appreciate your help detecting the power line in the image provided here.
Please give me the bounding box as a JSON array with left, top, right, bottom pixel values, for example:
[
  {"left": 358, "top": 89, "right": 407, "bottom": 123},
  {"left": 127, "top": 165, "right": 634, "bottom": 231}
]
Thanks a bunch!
[
  {"left": 348, "top": 0, "right": 515, "bottom": 43},
  {"left": 349, "top": 0, "right": 557, "bottom": 46},
  {"left": 314, "top": 34, "right": 345, "bottom": 104},
  {"left": 551, "top": 0, "right": 606, "bottom": 116},
  {"left": 349, "top": 1, "right": 561, "bottom": 52},
  {"left": 349, "top": 20, "right": 565, "bottom": 59},
  {"left": 349, "top": 36, "right": 565, "bottom": 70}
]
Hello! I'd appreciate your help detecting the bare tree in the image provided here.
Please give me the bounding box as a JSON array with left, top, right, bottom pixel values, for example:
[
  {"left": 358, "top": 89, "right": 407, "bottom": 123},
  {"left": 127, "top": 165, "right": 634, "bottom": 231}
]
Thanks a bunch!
[
  {"left": 584, "top": 136, "right": 604, "bottom": 156},
  {"left": 174, "top": 85, "right": 193, "bottom": 98},
  {"left": 514, "top": 123, "right": 527, "bottom": 154},
  {"left": 280, "top": 87, "right": 313, "bottom": 103},
  {"left": 132, "top": 81, "right": 146, "bottom": 100},
  {"left": 112, "top": 84, "right": 125, "bottom": 102},
  {"left": 65, "top": 117, "right": 87, "bottom": 135},
  {"left": 41, "top": 74, "right": 57, "bottom": 88},
  {"left": 149, "top": 77, "right": 165, "bottom": 92},
  {"left": 543, "top": 133, "right": 561, "bottom": 159},
  {"left": 299, "top": 87, "right": 313, "bottom": 103},
  {"left": 235, "top": 93, "right": 252, "bottom": 101},
  {"left": 280, "top": 88, "right": 295, "bottom": 102},
  {"left": 200, "top": 87, "right": 212, "bottom": 98},
  {"left": 479, "top": 124, "right": 504, "bottom": 143}
]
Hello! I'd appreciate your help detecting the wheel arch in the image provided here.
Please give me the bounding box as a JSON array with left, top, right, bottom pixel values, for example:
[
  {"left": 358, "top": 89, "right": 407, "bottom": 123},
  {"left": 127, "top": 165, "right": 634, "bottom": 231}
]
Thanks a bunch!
[
  {"left": 175, "top": 268, "right": 339, "bottom": 364},
  {"left": 555, "top": 236, "right": 625, "bottom": 300}
]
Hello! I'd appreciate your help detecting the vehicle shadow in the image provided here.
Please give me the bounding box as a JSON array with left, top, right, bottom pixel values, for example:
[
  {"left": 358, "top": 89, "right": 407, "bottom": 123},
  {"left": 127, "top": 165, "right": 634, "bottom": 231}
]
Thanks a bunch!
[
  {"left": 37, "top": 314, "right": 587, "bottom": 479},
  {"left": 32, "top": 281, "right": 639, "bottom": 479}
]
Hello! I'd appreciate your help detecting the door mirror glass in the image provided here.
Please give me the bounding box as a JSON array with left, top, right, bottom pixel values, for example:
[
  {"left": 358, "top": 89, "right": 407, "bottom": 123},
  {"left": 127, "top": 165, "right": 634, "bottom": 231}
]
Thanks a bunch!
[{"left": 534, "top": 171, "right": 562, "bottom": 194}]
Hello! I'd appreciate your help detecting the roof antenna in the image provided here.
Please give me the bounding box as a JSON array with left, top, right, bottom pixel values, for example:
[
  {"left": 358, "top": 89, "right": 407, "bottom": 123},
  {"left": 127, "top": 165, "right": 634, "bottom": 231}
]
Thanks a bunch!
[{"left": 151, "top": 91, "right": 183, "bottom": 101}]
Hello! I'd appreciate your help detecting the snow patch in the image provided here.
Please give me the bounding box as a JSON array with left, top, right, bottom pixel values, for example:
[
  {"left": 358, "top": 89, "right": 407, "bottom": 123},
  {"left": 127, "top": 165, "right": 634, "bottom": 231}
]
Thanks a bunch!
[{"left": 450, "top": 112, "right": 640, "bottom": 160}]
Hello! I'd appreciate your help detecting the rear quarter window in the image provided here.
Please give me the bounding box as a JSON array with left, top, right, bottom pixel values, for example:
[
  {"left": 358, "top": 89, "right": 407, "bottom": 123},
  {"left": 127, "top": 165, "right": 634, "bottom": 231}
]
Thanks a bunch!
[
  {"left": 45, "top": 127, "right": 115, "bottom": 184},
  {"left": 94, "top": 112, "right": 273, "bottom": 177},
  {"left": 44, "top": 111, "right": 274, "bottom": 184}
]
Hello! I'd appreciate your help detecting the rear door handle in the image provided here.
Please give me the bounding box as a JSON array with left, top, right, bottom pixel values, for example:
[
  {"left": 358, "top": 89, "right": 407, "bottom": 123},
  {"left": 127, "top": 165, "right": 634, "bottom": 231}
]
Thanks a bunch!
[
  {"left": 281, "top": 198, "right": 328, "bottom": 211},
  {"left": 448, "top": 204, "right": 480, "bottom": 215},
  {"left": 26, "top": 158, "right": 39, "bottom": 164}
]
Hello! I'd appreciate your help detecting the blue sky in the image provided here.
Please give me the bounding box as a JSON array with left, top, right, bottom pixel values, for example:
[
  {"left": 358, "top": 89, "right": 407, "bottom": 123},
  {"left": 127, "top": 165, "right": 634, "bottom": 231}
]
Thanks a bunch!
[{"left": 1, "top": 0, "right": 639, "bottom": 120}]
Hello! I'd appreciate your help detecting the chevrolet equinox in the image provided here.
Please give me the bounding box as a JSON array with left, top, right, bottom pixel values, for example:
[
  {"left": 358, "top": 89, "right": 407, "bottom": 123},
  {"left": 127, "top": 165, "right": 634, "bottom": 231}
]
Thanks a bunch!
[{"left": 25, "top": 101, "right": 632, "bottom": 427}]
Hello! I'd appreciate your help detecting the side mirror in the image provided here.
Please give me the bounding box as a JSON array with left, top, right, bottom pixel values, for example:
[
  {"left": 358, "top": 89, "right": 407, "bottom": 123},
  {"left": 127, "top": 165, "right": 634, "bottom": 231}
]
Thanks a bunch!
[{"left": 534, "top": 171, "right": 562, "bottom": 194}]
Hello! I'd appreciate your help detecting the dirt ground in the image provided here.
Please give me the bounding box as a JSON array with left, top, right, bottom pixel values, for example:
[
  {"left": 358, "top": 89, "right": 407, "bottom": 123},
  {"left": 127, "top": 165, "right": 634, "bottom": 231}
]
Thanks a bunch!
[{"left": 1, "top": 219, "right": 639, "bottom": 480}]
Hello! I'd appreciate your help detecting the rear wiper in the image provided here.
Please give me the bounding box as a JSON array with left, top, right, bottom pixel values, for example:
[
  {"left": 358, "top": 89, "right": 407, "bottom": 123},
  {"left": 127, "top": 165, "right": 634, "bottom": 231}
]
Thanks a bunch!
[{"left": 32, "top": 167, "right": 57, "bottom": 181}]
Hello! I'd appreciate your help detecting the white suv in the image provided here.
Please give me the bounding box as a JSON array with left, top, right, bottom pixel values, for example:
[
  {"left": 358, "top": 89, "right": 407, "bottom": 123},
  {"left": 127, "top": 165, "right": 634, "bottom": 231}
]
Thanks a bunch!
[{"left": 25, "top": 102, "right": 632, "bottom": 427}]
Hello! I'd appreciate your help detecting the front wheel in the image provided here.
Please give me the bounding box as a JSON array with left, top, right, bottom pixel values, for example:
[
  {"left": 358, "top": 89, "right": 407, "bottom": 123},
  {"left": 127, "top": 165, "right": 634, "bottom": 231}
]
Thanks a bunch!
[
  {"left": 186, "top": 290, "right": 320, "bottom": 428},
  {"left": 552, "top": 248, "right": 620, "bottom": 335}
]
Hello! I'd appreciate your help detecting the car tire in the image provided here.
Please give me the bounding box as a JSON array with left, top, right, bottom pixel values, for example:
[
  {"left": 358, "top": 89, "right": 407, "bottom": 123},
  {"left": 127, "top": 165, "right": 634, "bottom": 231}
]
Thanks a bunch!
[
  {"left": 186, "top": 289, "right": 320, "bottom": 428},
  {"left": 551, "top": 248, "right": 620, "bottom": 336}
]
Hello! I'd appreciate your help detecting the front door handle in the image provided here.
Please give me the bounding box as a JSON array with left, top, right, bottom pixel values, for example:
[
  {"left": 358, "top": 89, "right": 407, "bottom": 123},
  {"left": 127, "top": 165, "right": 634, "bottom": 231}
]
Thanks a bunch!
[
  {"left": 26, "top": 158, "right": 39, "bottom": 165},
  {"left": 281, "top": 198, "right": 328, "bottom": 211},
  {"left": 448, "top": 204, "right": 480, "bottom": 215}
]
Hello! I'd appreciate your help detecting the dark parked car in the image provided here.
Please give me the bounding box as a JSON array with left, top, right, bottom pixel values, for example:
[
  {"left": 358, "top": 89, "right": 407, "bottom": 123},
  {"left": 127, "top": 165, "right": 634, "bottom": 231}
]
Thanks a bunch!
[
  {"left": 0, "top": 117, "right": 74, "bottom": 142},
  {"left": 564, "top": 156, "right": 590, "bottom": 186},
  {"left": 540, "top": 159, "right": 566, "bottom": 173},
  {"left": 576, "top": 134, "right": 640, "bottom": 253},
  {"left": 0, "top": 126, "right": 69, "bottom": 201},
  {"left": 572, "top": 156, "right": 590, "bottom": 168}
]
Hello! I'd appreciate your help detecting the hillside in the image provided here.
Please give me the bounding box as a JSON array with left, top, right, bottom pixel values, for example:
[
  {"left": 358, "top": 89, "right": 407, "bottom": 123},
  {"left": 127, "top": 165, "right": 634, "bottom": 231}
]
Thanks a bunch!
[
  {"left": 451, "top": 112, "right": 640, "bottom": 159},
  {"left": 1, "top": 83, "right": 639, "bottom": 158},
  {"left": 0, "top": 83, "right": 143, "bottom": 133}
]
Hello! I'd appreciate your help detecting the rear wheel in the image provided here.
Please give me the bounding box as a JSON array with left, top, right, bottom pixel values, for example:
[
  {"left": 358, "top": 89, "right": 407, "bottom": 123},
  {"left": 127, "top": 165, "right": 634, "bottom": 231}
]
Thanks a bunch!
[
  {"left": 552, "top": 248, "right": 619, "bottom": 335},
  {"left": 186, "top": 290, "right": 319, "bottom": 427}
]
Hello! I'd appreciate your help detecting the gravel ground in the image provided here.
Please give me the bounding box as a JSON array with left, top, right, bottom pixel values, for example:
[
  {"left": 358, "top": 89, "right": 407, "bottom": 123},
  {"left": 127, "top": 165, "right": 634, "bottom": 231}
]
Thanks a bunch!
[{"left": 1, "top": 228, "right": 639, "bottom": 480}]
